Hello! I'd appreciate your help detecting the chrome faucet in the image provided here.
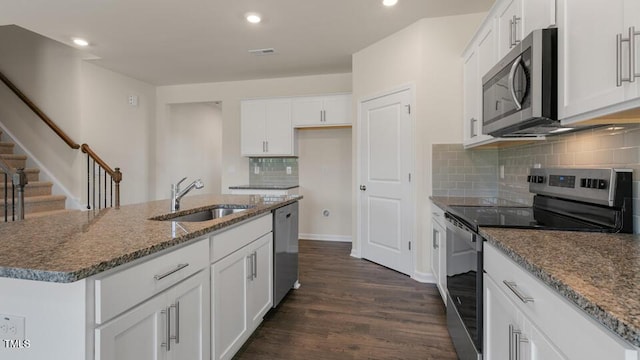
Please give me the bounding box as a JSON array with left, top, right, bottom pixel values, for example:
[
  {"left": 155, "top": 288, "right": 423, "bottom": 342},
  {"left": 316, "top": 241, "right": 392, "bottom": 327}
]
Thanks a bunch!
[{"left": 171, "top": 177, "right": 204, "bottom": 211}]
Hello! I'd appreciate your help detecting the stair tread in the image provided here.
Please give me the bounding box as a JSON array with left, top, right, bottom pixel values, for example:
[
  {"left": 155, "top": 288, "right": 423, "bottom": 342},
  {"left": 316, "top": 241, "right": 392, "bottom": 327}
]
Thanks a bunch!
[
  {"left": 25, "top": 209, "right": 78, "bottom": 219},
  {"left": 0, "top": 181, "right": 53, "bottom": 187},
  {"left": 0, "top": 194, "right": 66, "bottom": 204},
  {"left": 0, "top": 154, "right": 27, "bottom": 160}
]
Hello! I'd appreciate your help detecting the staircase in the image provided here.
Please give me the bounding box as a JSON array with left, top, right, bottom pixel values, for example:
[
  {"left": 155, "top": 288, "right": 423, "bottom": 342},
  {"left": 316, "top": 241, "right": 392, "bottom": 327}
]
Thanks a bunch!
[{"left": 0, "top": 129, "right": 68, "bottom": 219}]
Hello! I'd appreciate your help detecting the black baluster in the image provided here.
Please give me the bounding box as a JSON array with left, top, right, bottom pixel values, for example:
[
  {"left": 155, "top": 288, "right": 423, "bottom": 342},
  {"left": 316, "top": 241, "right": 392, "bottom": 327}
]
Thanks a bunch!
[
  {"left": 92, "top": 159, "right": 96, "bottom": 211},
  {"left": 11, "top": 182, "right": 15, "bottom": 221},
  {"left": 110, "top": 178, "right": 113, "bottom": 208},
  {"left": 3, "top": 173, "right": 7, "bottom": 222},
  {"left": 98, "top": 167, "right": 101, "bottom": 210},
  {"left": 87, "top": 154, "right": 91, "bottom": 209},
  {"left": 104, "top": 170, "right": 107, "bottom": 209}
]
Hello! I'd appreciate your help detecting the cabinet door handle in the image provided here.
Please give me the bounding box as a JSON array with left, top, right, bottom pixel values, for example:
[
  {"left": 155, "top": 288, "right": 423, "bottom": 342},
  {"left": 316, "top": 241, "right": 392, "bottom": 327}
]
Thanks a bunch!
[
  {"left": 266, "top": 141, "right": 269, "bottom": 153},
  {"left": 172, "top": 301, "right": 180, "bottom": 344},
  {"left": 154, "top": 263, "right": 189, "bottom": 281},
  {"left": 470, "top": 118, "right": 477, "bottom": 138},
  {"left": 630, "top": 26, "right": 637, "bottom": 83},
  {"left": 247, "top": 254, "right": 254, "bottom": 280},
  {"left": 164, "top": 306, "right": 172, "bottom": 351},
  {"left": 432, "top": 229, "right": 439, "bottom": 249},
  {"left": 503, "top": 280, "right": 534, "bottom": 303},
  {"left": 253, "top": 252, "right": 258, "bottom": 279},
  {"left": 618, "top": 33, "right": 624, "bottom": 87}
]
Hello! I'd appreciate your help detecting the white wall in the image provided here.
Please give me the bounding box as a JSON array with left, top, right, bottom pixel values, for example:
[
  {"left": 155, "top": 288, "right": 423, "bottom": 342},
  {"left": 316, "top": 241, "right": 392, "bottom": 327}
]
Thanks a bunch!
[
  {"left": 352, "top": 13, "right": 485, "bottom": 277},
  {"left": 0, "top": 25, "right": 156, "bottom": 206},
  {"left": 80, "top": 62, "right": 155, "bottom": 205},
  {"left": 162, "top": 102, "right": 222, "bottom": 198},
  {"left": 298, "top": 128, "right": 352, "bottom": 241},
  {"left": 154, "top": 73, "right": 352, "bottom": 200}
]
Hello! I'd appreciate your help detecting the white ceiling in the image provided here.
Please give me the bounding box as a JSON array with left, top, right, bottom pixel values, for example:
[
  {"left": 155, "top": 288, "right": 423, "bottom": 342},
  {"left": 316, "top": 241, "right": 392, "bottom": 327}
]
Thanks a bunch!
[{"left": 0, "top": 0, "right": 495, "bottom": 86}]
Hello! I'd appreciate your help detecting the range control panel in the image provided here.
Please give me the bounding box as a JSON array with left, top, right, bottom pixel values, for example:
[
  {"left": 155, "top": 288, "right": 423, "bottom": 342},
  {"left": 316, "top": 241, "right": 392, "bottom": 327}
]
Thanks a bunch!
[{"left": 528, "top": 168, "right": 631, "bottom": 207}]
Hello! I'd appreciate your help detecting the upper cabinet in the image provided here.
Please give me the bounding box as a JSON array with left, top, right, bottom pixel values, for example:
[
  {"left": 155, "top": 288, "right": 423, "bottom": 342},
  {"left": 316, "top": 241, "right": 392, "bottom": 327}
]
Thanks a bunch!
[
  {"left": 558, "top": 0, "right": 640, "bottom": 124},
  {"left": 292, "top": 94, "right": 352, "bottom": 127},
  {"left": 497, "top": 0, "right": 556, "bottom": 58},
  {"left": 462, "top": 0, "right": 555, "bottom": 148},
  {"left": 241, "top": 98, "right": 296, "bottom": 157}
]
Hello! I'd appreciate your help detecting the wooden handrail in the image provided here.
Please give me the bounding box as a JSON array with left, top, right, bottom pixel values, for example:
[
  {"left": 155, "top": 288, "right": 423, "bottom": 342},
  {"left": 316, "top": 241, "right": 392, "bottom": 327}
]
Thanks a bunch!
[{"left": 0, "top": 71, "right": 80, "bottom": 150}]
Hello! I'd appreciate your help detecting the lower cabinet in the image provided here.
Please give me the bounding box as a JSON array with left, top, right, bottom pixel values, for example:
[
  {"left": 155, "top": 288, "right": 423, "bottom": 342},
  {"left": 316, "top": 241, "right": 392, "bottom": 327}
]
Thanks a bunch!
[
  {"left": 211, "top": 232, "right": 273, "bottom": 360},
  {"left": 484, "top": 242, "right": 638, "bottom": 360},
  {"left": 430, "top": 203, "right": 446, "bottom": 304},
  {"left": 95, "top": 270, "right": 210, "bottom": 360},
  {"left": 484, "top": 273, "right": 566, "bottom": 360}
]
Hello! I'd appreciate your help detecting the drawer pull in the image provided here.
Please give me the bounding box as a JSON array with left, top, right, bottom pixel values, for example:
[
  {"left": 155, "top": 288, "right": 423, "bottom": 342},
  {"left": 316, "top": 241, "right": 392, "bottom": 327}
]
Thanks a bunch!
[
  {"left": 503, "top": 280, "right": 534, "bottom": 303},
  {"left": 154, "top": 263, "right": 189, "bottom": 281}
]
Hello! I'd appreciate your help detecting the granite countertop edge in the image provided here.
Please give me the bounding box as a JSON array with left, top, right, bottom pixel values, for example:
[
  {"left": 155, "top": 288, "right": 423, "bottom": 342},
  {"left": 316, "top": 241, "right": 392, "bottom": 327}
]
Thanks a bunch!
[
  {"left": 481, "top": 229, "right": 640, "bottom": 348},
  {"left": 0, "top": 196, "right": 301, "bottom": 284}
]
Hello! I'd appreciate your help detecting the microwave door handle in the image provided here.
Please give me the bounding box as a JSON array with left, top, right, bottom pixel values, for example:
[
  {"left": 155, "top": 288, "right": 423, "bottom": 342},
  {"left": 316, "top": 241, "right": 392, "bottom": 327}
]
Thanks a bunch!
[{"left": 508, "top": 55, "right": 523, "bottom": 110}]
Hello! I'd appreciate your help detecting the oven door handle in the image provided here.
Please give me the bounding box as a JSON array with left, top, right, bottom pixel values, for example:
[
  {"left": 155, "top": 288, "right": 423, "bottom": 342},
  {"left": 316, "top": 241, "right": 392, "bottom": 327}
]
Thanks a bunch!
[{"left": 508, "top": 55, "right": 523, "bottom": 110}]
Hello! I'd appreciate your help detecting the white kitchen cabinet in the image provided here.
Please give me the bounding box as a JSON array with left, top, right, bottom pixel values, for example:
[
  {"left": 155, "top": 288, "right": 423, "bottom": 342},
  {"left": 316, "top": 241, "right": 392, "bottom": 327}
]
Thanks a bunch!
[
  {"left": 496, "top": 0, "right": 522, "bottom": 58},
  {"left": 211, "top": 214, "right": 273, "bottom": 360},
  {"left": 463, "top": 22, "right": 498, "bottom": 148},
  {"left": 241, "top": 98, "right": 296, "bottom": 156},
  {"left": 484, "top": 242, "right": 639, "bottom": 360},
  {"left": 497, "top": 0, "right": 556, "bottom": 58},
  {"left": 292, "top": 94, "right": 351, "bottom": 127},
  {"left": 430, "top": 203, "right": 447, "bottom": 304},
  {"left": 484, "top": 274, "right": 566, "bottom": 360},
  {"left": 558, "top": 0, "right": 640, "bottom": 124},
  {"left": 462, "top": 0, "right": 554, "bottom": 148},
  {"left": 96, "top": 270, "right": 209, "bottom": 360}
]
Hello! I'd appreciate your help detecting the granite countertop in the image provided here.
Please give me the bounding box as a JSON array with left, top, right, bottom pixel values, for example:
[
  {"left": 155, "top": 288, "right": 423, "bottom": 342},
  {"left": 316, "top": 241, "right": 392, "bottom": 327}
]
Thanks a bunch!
[
  {"left": 229, "top": 184, "right": 299, "bottom": 190},
  {"left": 480, "top": 228, "right": 640, "bottom": 347},
  {"left": 430, "top": 196, "right": 526, "bottom": 209},
  {"left": 0, "top": 194, "right": 301, "bottom": 284}
]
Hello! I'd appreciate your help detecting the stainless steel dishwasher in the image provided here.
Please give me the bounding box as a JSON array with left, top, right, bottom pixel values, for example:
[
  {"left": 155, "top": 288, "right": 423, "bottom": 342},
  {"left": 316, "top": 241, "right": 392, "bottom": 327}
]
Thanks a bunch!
[{"left": 272, "top": 201, "right": 299, "bottom": 307}]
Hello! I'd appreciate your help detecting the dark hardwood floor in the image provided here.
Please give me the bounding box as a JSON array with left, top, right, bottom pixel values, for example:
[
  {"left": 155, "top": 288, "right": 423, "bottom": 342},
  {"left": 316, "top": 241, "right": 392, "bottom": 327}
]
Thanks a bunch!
[{"left": 234, "top": 240, "right": 457, "bottom": 360}]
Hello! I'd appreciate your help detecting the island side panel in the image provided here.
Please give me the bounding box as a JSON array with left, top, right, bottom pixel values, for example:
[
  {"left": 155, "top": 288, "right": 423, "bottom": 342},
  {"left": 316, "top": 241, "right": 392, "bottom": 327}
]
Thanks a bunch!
[{"left": 0, "top": 277, "right": 87, "bottom": 360}]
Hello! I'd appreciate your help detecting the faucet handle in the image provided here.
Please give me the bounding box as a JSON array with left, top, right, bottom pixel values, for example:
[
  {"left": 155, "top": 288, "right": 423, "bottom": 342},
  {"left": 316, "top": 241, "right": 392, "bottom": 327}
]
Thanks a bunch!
[{"left": 175, "top": 177, "right": 188, "bottom": 191}]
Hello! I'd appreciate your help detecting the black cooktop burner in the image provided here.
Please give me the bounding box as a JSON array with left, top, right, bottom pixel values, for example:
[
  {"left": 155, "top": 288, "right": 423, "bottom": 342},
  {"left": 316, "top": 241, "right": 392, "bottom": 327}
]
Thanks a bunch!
[{"left": 447, "top": 205, "right": 613, "bottom": 232}]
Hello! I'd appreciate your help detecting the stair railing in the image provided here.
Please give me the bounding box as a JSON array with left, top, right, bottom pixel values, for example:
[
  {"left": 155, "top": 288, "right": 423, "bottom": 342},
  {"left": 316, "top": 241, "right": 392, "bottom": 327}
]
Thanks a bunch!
[
  {"left": 0, "top": 71, "right": 121, "bottom": 212},
  {"left": 0, "top": 156, "right": 26, "bottom": 221}
]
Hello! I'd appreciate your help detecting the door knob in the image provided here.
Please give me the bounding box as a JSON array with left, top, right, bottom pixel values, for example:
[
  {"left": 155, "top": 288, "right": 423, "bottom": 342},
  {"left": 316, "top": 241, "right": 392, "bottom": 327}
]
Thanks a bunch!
[{"left": 359, "top": 185, "right": 367, "bottom": 191}]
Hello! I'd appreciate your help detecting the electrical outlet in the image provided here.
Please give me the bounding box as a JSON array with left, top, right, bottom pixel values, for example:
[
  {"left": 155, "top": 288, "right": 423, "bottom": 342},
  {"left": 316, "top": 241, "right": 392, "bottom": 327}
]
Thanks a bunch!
[
  {"left": 254, "top": 166, "right": 260, "bottom": 174},
  {"left": 286, "top": 166, "right": 292, "bottom": 175},
  {"left": 128, "top": 95, "right": 139, "bottom": 107},
  {"left": 500, "top": 165, "right": 505, "bottom": 179},
  {"left": 0, "top": 314, "right": 25, "bottom": 340}
]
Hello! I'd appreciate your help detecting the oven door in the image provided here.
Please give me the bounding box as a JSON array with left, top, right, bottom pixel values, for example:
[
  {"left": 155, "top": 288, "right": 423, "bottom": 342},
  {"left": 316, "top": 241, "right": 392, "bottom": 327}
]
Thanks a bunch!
[{"left": 446, "top": 213, "right": 483, "bottom": 360}]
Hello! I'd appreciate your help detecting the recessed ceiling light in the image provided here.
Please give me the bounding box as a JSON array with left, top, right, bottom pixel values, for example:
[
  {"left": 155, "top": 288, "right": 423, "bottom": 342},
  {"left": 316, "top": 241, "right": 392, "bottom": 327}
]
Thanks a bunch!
[
  {"left": 383, "top": 0, "right": 398, "bottom": 7},
  {"left": 246, "top": 13, "right": 261, "bottom": 24},
  {"left": 72, "top": 38, "right": 89, "bottom": 47}
]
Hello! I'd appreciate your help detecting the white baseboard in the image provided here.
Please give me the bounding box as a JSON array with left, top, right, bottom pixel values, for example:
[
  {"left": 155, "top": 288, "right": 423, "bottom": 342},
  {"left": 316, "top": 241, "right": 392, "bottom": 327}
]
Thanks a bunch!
[
  {"left": 412, "top": 270, "right": 436, "bottom": 284},
  {"left": 350, "top": 248, "right": 361, "bottom": 258},
  {"left": 299, "top": 233, "right": 352, "bottom": 242}
]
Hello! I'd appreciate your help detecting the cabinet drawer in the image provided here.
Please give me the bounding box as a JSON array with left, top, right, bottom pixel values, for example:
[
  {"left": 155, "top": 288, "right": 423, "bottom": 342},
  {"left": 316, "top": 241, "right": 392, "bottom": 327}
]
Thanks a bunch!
[
  {"left": 485, "top": 242, "right": 638, "bottom": 360},
  {"left": 211, "top": 213, "right": 272, "bottom": 263},
  {"left": 95, "top": 238, "right": 209, "bottom": 324}
]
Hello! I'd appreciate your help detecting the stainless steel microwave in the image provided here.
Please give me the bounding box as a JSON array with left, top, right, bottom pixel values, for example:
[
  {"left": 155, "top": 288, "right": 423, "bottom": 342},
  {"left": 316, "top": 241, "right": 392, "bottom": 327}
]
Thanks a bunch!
[{"left": 482, "top": 28, "right": 558, "bottom": 137}]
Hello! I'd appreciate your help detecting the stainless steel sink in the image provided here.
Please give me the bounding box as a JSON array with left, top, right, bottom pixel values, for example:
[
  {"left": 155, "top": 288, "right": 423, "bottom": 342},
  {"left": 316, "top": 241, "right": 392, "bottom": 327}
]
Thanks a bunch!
[{"left": 155, "top": 205, "right": 254, "bottom": 222}]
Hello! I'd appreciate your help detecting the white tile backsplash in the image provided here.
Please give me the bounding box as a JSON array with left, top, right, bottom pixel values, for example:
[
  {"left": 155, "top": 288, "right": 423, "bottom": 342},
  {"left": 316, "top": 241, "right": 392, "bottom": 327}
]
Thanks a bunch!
[{"left": 432, "top": 124, "right": 640, "bottom": 233}]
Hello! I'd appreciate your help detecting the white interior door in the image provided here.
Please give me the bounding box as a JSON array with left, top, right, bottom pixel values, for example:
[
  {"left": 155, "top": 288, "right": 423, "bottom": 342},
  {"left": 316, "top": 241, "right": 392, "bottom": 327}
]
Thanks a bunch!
[{"left": 359, "top": 88, "right": 413, "bottom": 276}]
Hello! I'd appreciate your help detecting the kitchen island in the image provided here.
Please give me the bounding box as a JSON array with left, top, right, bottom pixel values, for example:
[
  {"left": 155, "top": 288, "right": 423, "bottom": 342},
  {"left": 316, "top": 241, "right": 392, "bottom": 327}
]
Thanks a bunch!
[{"left": 0, "top": 194, "right": 300, "bottom": 360}]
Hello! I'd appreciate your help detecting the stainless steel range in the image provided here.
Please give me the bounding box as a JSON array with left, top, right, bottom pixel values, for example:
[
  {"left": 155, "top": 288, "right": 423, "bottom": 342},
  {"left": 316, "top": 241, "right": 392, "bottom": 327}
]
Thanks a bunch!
[{"left": 444, "top": 168, "right": 633, "bottom": 360}]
